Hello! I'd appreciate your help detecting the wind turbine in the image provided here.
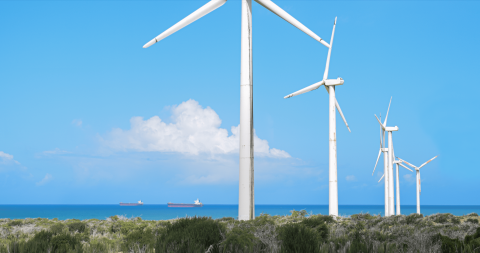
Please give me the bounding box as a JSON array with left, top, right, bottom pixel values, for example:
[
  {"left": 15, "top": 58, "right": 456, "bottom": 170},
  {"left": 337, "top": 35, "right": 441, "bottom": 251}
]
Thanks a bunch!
[
  {"left": 142, "top": 0, "right": 330, "bottom": 221},
  {"left": 397, "top": 156, "right": 438, "bottom": 214},
  {"left": 378, "top": 140, "right": 413, "bottom": 215},
  {"left": 372, "top": 98, "right": 396, "bottom": 216},
  {"left": 283, "top": 17, "right": 350, "bottom": 216}
]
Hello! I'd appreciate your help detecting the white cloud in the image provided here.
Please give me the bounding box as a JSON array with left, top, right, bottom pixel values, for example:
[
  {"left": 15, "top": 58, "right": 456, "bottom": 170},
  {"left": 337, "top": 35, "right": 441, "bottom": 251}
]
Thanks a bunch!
[
  {"left": 72, "top": 119, "right": 82, "bottom": 127},
  {"left": 0, "top": 151, "right": 20, "bottom": 165},
  {"left": 36, "top": 173, "right": 53, "bottom": 186},
  {"left": 346, "top": 175, "right": 356, "bottom": 181},
  {"left": 43, "top": 148, "right": 71, "bottom": 155},
  {"left": 0, "top": 151, "right": 14, "bottom": 161},
  {"left": 102, "top": 99, "right": 290, "bottom": 158}
]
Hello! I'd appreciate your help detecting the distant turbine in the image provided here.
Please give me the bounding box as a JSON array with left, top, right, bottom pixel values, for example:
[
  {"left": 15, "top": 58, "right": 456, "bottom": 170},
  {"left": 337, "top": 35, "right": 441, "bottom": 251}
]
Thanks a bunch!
[
  {"left": 378, "top": 140, "right": 413, "bottom": 215},
  {"left": 142, "top": 0, "right": 330, "bottom": 221},
  {"left": 284, "top": 17, "right": 350, "bottom": 216},
  {"left": 373, "top": 98, "right": 398, "bottom": 216},
  {"left": 397, "top": 156, "right": 438, "bottom": 214}
]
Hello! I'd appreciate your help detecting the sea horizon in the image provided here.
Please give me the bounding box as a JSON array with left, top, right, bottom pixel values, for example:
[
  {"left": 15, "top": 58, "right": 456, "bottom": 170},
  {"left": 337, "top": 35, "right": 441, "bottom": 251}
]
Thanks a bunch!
[{"left": 1, "top": 204, "right": 479, "bottom": 221}]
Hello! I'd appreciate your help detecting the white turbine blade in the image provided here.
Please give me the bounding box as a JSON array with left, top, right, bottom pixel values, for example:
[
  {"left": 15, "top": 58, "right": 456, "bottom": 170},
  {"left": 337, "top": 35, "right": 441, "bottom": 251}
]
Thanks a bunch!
[
  {"left": 379, "top": 113, "right": 383, "bottom": 147},
  {"left": 383, "top": 97, "right": 392, "bottom": 126},
  {"left": 396, "top": 157, "right": 416, "bottom": 168},
  {"left": 335, "top": 99, "right": 350, "bottom": 132},
  {"left": 323, "top": 17, "right": 336, "bottom": 80},
  {"left": 399, "top": 163, "right": 413, "bottom": 172},
  {"left": 378, "top": 174, "right": 385, "bottom": 183},
  {"left": 418, "top": 156, "right": 438, "bottom": 170},
  {"left": 374, "top": 115, "right": 385, "bottom": 130},
  {"left": 373, "top": 148, "right": 382, "bottom": 175},
  {"left": 284, "top": 80, "right": 325, "bottom": 99},
  {"left": 143, "top": 0, "right": 227, "bottom": 48},
  {"left": 254, "top": 0, "right": 329, "bottom": 48}
]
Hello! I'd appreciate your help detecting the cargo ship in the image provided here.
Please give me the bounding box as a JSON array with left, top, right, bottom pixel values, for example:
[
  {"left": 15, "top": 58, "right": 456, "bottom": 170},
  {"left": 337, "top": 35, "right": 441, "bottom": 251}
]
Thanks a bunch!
[
  {"left": 120, "top": 200, "right": 144, "bottom": 206},
  {"left": 168, "top": 199, "right": 203, "bottom": 208}
]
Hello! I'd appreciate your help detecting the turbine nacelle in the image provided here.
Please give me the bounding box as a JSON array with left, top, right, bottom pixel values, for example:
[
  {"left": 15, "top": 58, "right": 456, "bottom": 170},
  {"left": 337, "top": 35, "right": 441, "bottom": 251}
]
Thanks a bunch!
[
  {"left": 325, "top": 78, "right": 344, "bottom": 86},
  {"left": 385, "top": 126, "right": 399, "bottom": 132}
]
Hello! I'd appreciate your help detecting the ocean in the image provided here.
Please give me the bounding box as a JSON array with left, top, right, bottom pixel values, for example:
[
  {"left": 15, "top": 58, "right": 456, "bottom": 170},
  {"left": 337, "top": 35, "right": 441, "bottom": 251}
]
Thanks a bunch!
[{"left": 1, "top": 205, "right": 479, "bottom": 220}]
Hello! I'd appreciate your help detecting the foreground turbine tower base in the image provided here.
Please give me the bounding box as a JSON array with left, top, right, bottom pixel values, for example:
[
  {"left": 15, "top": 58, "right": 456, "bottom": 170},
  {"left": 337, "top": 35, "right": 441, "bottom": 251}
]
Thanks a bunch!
[
  {"left": 329, "top": 86, "right": 338, "bottom": 216},
  {"left": 238, "top": 0, "right": 254, "bottom": 221}
]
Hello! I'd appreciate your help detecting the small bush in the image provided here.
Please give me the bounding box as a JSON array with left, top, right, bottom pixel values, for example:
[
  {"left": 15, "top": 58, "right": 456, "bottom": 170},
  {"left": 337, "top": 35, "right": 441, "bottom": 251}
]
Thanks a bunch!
[
  {"left": 156, "top": 216, "right": 224, "bottom": 253},
  {"left": 466, "top": 218, "right": 479, "bottom": 224},
  {"left": 123, "top": 228, "right": 155, "bottom": 252},
  {"left": 50, "top": 223, "right": 66, "bottom": 234},
  {"left": 7, "top": 220, "right": 23, "bottom": 227},
  {"left": 467, "top": 213, "right": 479, "bottom": 217},
  {"left": 451, "top": 217, "right": 461, "bottom": 224},
  {"left": 222, "top": 226, "right": 263, "bottom": 252},
  {"left": 50, "top": 233, "right": 81, "bottom": 252},
  {"left": 217, "top": 217, "right": 235, "bottom": 222},
  {"left": 67, "top": 221, "right": 86, "bottom": 233},
  {"left": 278, "top": 223, "right": 319, "bottom": 253}
]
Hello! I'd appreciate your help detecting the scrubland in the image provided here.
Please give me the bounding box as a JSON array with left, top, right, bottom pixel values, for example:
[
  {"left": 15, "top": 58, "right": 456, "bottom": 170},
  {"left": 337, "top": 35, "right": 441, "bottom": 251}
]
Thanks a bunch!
[{"left": 0, "top": 211, "right": 479, "bottom": 253}]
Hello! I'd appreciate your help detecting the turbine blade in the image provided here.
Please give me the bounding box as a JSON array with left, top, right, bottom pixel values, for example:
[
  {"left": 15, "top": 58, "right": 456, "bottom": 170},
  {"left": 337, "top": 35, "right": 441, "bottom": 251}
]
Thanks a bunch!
[
  {"left": 379, "top": 113, "right": 383, "bottom": 147},
  {"left": 383, "top": 97, "right": 392, "bottom": 126},
  {"left": 335, "top": 98, "right": 350, "bottom": 132},
  {"left": 284, "top": 80, "right": 325, "bottom": 99},
  {"left": 323, "top": 17, "right": 336, "bottom": 80},
  {"left": 375, "top": 115, "right": 385, "bottom": 130},
  {"left": 396, "top": 157, "right": 416, "bottom": 169},
  {"left": 399, "top": 163, "right": 413, "bottom": 172},
  {"left": 373, "top": 148, "right": 382, "bottom": 175},
  {"left": 378, "top": 174, "right": 385, "bottom": 183},
  {"left": 143, "top": 0, "right": 227, "bottom": 48},
  {"left": 418, "top": 156, "right": 438, "bottom": 169},
  {"left": 254, "top": 0, "right": 329, "bottom": 48}
]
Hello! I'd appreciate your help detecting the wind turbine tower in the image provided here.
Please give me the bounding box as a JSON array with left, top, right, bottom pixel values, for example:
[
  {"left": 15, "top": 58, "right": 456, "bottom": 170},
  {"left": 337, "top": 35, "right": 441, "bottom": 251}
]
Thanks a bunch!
[
  {"left": 142, "top": 0, "right": 330, "bottom": 220},
  {"left": 284, "top": 17, "right": 351, "bottom": 216},
  {"left": 397, "top": 156, "right": 438, "bottom": 214}
]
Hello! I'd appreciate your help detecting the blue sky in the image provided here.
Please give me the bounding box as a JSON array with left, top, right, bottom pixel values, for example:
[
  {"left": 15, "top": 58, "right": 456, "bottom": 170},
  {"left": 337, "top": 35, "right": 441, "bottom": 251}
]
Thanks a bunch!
[{"left": 1, "top": 0, "right": 479, "bottom": 205}]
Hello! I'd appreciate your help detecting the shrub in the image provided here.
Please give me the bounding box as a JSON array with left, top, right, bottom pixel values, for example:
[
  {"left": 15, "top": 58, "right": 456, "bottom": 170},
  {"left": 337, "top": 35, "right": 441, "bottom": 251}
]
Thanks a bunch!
[
  {"left": 7, "top": 220, "right": 23, "bottom": 227},
  {"left": 451, "top": 217, "right": 461, "bottom": 224},
  {"left": 467, "top": 213, "right": 479, "bottom": 217},
  {"left": 405, "top": 213, "right": 423, "bottom": 225},
  {"left": 68, "top": 222, "right": 86, "bottom": 233},
  {"left": 155, "top": 216, "right": 224, "bottom": 253},
  {"left": 50, "top": 223, "right": 66, "bottom": 234},
  {"left": 123, "top": 228, "right": 155, "bottom": 252},
  {"left": 50, "top": 233, "right": 81, "bottom": 252},
  {"left": 278, "top": 223, "right": 319, "bottom": 253},
  {"left": 466, "top": 218, "right": 479, "bottom": 224},
  {"left": 221, "top": 226, "right": 263, "bottom": 252},
  {"left": 217, "top": 217, "right": 235, "bottom": 222}
]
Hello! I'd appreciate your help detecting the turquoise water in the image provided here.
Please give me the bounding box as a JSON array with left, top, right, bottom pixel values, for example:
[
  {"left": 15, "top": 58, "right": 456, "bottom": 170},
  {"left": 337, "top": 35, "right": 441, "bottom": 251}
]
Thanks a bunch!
[{"left": 1, "top": 205, "right": 479, "bottom": 220}]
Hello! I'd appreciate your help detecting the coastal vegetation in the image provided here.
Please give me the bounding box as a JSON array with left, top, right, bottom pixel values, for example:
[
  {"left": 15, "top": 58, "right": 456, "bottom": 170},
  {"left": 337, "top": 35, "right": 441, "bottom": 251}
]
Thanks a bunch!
[{"left": 0, "top": 211, "right": 479, "bottom": 253}]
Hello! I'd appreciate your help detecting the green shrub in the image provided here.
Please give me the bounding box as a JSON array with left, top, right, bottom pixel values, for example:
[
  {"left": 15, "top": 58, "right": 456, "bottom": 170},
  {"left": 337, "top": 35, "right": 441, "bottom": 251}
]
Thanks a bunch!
[
  {"left": 451, "top": 217, "right": 461, "bottom": 224},
  {"left": 7, "top": 220, "right": 23, "bottom": 227},
  {"left": 50, "top": 233, "right": 81, "bottom": 252},
  {"left": 467, "top": 213, "right": 479, "bottom": 217},
  {"left": 155, "top": 216, "right": 224, "bottom": 253},
  {"left": 278, "top": 223, "right": 319, "bottom": 253},
  {"left": 123, "top": 228, "right": 155, "bottom": 252},
  {"left": 405, "top": 213, "right": 423, "bottom": 225},
  {"left": 466, "top": 218, "right": 479, "bottom": 224},
  {"left": 217, "top": 217, "right": 235, "bottom": 222},
  {"left": 221, "top": 226, "right": 263, "bottom": 253},
  {"left": 68, "top": 222, "right": 86, "bottom": 233},
  {"left": 50, "top": 223, "right": 66, "bottom": 234}
]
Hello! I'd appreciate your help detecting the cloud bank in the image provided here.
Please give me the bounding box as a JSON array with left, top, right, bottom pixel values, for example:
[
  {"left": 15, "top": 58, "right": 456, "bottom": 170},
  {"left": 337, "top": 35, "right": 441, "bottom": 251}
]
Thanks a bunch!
[{"left": 103, "top": 100, "right": 290, "bottom": 158}]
